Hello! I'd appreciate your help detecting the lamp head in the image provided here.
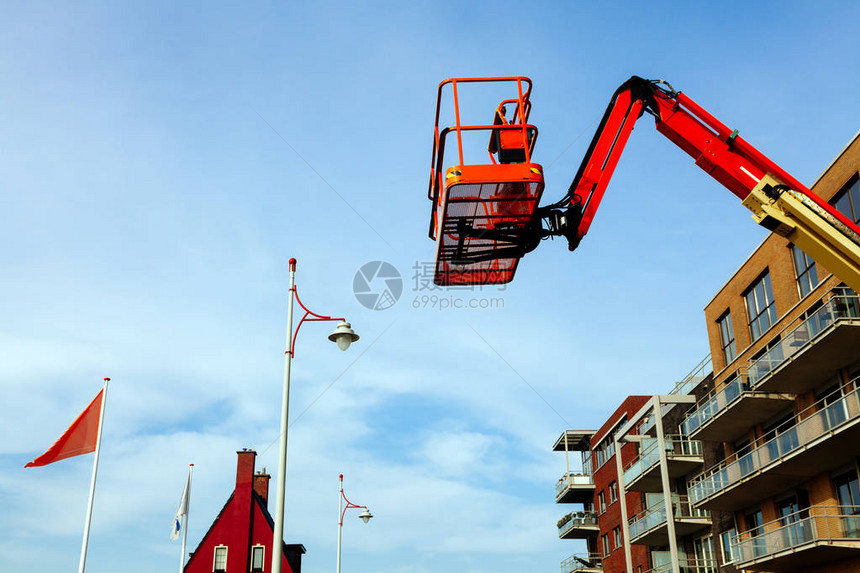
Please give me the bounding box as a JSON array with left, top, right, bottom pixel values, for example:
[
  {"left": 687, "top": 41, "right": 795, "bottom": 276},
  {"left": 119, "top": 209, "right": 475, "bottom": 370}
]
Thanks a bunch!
[
  {"left": 328, "top": 321, "right": 359, "bottom": 351},
  {"left": 358, "top": 508, "right": 373, "bottom": 524}
]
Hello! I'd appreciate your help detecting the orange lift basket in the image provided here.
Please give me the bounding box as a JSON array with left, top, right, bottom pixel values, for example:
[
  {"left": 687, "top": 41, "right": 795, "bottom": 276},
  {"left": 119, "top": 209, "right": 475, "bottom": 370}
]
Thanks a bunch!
[{"left": 428, "top": 77, "right": 545, "bottom": 286}]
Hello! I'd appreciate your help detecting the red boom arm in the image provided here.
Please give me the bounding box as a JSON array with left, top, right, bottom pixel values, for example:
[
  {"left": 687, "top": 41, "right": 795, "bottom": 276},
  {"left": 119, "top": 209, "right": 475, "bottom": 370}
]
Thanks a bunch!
[{"left": 567, "top": 77, "right": 860, "bottom": 247}]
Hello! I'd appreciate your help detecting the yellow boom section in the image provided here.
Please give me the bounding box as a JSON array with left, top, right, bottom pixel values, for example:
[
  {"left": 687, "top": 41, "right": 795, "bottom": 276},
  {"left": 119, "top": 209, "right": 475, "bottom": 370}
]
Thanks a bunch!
[{"left": 742, "top": 174, "right": 860, "bottom": 293}]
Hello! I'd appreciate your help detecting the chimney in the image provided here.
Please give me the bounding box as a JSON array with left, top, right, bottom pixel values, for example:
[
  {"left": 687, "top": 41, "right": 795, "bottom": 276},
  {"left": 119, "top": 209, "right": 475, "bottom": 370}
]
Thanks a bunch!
[
  {"left": 254, "top": 467, "right": 271, "bottom": 507},
  {"left": 236, "top": 449, "right": 257, "bottom": 489}
]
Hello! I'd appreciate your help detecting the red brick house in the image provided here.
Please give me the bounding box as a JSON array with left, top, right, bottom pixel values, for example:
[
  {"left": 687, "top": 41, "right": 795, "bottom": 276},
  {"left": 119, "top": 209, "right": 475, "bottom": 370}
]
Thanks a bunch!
[{"left": 185, "top": 449, "right": 305, "bottom": 573}]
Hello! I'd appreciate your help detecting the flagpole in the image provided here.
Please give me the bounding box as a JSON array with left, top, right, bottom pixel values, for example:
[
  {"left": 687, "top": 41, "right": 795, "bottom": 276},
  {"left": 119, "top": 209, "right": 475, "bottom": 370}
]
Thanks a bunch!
[
  {"left": 179, "top": 464, "right": 193, "bottom": 573},
  {"left": 78, "top": 377, "right": 109, "bottom": 573}
]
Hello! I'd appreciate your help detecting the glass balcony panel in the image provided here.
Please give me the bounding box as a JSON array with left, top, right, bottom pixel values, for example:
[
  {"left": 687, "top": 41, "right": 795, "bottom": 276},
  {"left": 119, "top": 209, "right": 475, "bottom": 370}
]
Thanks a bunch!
[
  {"left": 689, "top": 385, "right": 860, "bottom": 506},
  {"left": 681, "top": 376, "right": 750, "bottom": 437},
  {"left": 643, "top": 559, "right": 717, "bottom": 573},
  {"left": 730, "top": 506, "right": 860, "bottom": 567},
  {"left": 628, "top": 496, "right": 710, "bottom": 542},
  {"left": 748, "top": 292, "right": 860, "bottom": 386},
  {"left": 561, "top": 553, "right": 602, "bottom": 573},
  {"left": 670, "top": 354, "right": 713, "bottom": 396},
  {"left": 622, "top": 437, "right": 702, "bottom": 488},
  {"left": 555, "top": 473, "right": 594, "bottom": 496},
  {"left": 558, "top": 512, "right": 599, "bottom": 538}
]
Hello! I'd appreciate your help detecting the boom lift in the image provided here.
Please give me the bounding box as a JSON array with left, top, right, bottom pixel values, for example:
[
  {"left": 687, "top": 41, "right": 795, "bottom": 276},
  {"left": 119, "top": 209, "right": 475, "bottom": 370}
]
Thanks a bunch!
[
  {"left": 427, "top": 76, "right": 860, "bottom": 292},
  {"left": 428, "top": 77, "right": 545, "bottom": 285}
]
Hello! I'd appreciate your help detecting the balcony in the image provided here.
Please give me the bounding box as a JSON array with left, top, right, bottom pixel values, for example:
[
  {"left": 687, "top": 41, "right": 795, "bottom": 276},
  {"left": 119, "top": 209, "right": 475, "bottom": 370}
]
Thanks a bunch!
[
  {"left": 643, "top": 557, "right": 717, "bottom": 573},
  {"left": 561, "top": 553, "right": 602, "bottom": 573},
  {"left": 680, "top": 372, "right": 794, "bottom": 442},
  {"left": 730, "top": 506, "right": 860, "bottom": 571},
  {"left": 558, "top": 511, "right": 599, "bottom": 540},
  {"left": 689, "top": 384, "right": 860, "bottom": 511},
  {"left": 556, "top": 469, "right": 596, "bottom": 503},
  {"left": 669, "top": 354, "right": 713, "bottom": 397},
  {"left": 628, "top": 496, "right": 710, "bottom": 546},
  {"left": 622, "top": 436, "right": 703, "bottom": 492},
  {"left": 748, "top": 291, "right": 860, "bottom": 393}
]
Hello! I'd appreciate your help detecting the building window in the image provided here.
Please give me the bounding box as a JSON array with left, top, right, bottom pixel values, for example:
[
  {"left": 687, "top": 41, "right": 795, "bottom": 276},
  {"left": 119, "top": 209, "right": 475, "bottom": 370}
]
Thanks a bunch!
[
  {"left": 694, "top": 535, "right": 715, "bottom": 564},
  {"left": 598, "top": 491, "right": 606, "bottom": 514},
  {"left": 214, "top": 546, "right": 228, "bottom": 572},
  {"left": 613, "top": 526, "right": 621, "bottom": 549},
  {"left": 833, "top": 175, "right": 860, "bottom": 224},
  {"left": 833, "top": 469, "right": 860, "bottom": 537},
  {"left": 601, "top": 534, "right": 610, "bottom": 557},
  {"left": 720, "top": 529, "right": 736, "bottom": 563},
  {"left": 834, "top": 469, "right": 860, "bottom": 504},
  {"left": 595, "top": 438, "right": 615, "bottom": 468},
  {"left": 609, "top": 481, "right": 618, "bottom": 504},
  {"left": 594, "top": 416, "right": 626, "bottom": 469},
  {"left": 251, "top": 545, "right": 265, "bottom": 572},
  {"left": 790, "top": 244, "right": 819, "bottom": 298},
  {"left": 744, "top": 509, "right": 764, "bottom": 558},
  {"left": 744, "top": 271, "right": 777, "bottom": 341},
  {"left": 716, "top": 311, "right": 736, "bottom": 364}
]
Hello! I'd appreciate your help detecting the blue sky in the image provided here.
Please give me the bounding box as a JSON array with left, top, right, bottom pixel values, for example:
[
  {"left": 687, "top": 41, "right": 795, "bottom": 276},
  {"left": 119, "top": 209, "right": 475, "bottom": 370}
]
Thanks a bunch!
[{"left": 2, "top": 2, "right": 859, "bottom": 573}]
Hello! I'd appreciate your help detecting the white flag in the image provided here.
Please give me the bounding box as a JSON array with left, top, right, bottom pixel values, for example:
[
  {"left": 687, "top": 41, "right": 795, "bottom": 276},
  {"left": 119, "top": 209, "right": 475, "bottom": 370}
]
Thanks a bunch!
[{"left": 170, "top": 467, "right": 192, "bottom": 541}]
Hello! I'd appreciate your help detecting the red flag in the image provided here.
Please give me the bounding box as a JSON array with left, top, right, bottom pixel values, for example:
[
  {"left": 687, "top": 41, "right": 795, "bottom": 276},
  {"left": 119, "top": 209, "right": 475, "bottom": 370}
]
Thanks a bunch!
[{"left": 25, "top": 389, "right": 104, "bottom": 468}]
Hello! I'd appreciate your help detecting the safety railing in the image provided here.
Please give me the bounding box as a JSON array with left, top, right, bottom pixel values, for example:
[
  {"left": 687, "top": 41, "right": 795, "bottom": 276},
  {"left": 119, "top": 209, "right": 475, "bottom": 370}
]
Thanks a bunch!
[
  {"left": 558, "top": 512, "right": 599, "bottom": 537},
  {"left": 670, "top": 354, "right": 713, "bottom": 396},
  {"left": 622, "top": 436, "right": 702, "bottom": 487},
  {"left": 640, "top": 413, "right": 656, "bottom": 435},
  {"left": 680, "top": 371, "right": 749, "bottom": 436},
  {"left": 730, "top": 505, "right": 860, "bottom": 565},
  {"left": 689, "top": 383, "right": 860, "bottom": 505},
  {"left": 642, "top": 558, "right": 718, "bottom": 573},
  {"left": 561, "top": 553, "right": 602, "bottom": 573},
  {"left": 555, "top": 470, "right": 595, "bottom": 498},
  {"left": 748, "top": 290, "right": 860, "bottom": 386},
  {"left": 628, "top": 496, "right": 710, "bottom": 540}
]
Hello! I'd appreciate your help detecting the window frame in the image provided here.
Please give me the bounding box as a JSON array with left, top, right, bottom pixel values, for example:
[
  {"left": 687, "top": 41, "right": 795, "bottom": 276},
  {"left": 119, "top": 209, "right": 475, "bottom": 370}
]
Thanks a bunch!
[
  {"left": 601, "top": 533, "right": 610, "bottom": 557},
  {"left": 744, "top": 271, "right": 777, "bottom": 341},
  {"left": 694, "top": 534, "right": 715, "bottom": 563},
  {"left": 790, "top": 244, "right": 819, "bottom": 299},
  {"left": 598, "top": 490, "right": 606, "bottom": 514},
  {"left": 832, "top": 173, "right": 860, "bottom": 225},
  {"left": 833, "top": 469, "right": 860, "bottom": 507},
  {"left": 612, "top": 526, "right": 622, "bottom": 550},
  {"left": 609, "top": 481, "right": 618, "bottom": 504},
  {"left": 719, "top": 529, "right": 737, "bottom": 564},
  {"left": 716, "top": 310, "right": 736, "bottom": 365},
  {"left": 213, "top": 545, "right": 228, "bottom": 573},
  {"left": 251, "top": 544, "right": 265, "bottom": 572}
]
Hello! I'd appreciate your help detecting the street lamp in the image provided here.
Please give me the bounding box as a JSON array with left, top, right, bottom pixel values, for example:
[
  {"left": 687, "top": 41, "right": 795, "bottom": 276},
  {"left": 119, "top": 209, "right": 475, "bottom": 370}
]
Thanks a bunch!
[
  {"left": 337, "top": 474, "right": 372, "bottom": 573},
  {"left": 272, "top": 258, "right": 359, "bottom": 573}
]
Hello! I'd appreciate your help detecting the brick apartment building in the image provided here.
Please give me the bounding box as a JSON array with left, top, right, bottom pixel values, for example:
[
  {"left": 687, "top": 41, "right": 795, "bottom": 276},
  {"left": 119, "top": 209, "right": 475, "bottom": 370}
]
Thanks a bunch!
[
  {"left": 555, "top": 397, "right": 650, "bottom": 572},
  {"left": 556, "top": 133, "right": 860, "bottom": 573}
]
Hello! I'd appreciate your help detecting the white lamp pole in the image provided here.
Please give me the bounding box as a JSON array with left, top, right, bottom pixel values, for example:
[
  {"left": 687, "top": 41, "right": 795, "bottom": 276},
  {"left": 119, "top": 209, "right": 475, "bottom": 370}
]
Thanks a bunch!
[
  {"left": 271, "top": 258, "right": 359, "bottom": 573},
  {"left": 336, "top": 474, "right": 373, "bottom": 573}
]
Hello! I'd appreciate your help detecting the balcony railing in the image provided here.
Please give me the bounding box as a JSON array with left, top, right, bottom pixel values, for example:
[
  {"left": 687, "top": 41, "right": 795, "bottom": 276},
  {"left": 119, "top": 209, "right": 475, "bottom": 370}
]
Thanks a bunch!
[
  {"left": 642, "top": 558, "right": 718, "bottom": 573},
  {"left": 689, "top": 383, "right": 860, "bottom": 505},
  {"left": 555, "top": 471, "right": 595, "bottom": 497},
  {"left": 680, "top": 372, "right": 749, "bottom": 436},
  {"left": 561, "top": 553, "right": 602, "bottom": 573},
  {"left": 622, "top": 436, "right": 702, "bottom": 487},
  {"left": 628, "top": 496, "right": 710, "bottom": 541},
  {"left": 730, "top": 505, "right": 860, "bottom": 566},
  {"left": 670, "top": 354, "right": 713, "bottom": 396},
  {"left": 558, "top": 512, "right": 599, "bottom": 537},
  {"left": 748, "top": 290, "right": 860, "bottom": 386}
]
